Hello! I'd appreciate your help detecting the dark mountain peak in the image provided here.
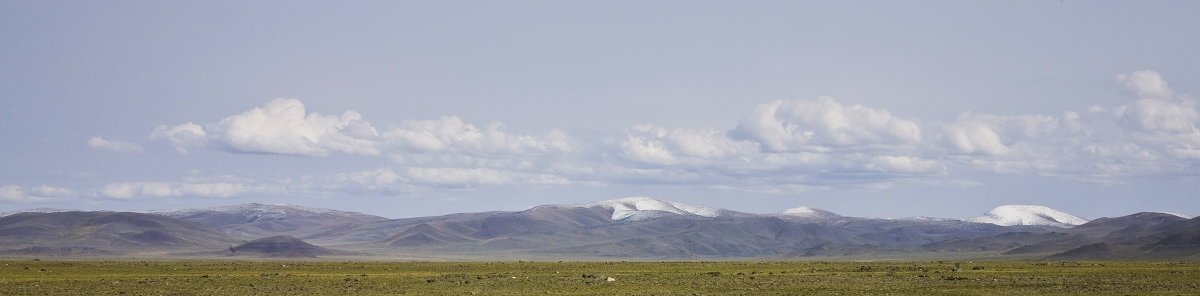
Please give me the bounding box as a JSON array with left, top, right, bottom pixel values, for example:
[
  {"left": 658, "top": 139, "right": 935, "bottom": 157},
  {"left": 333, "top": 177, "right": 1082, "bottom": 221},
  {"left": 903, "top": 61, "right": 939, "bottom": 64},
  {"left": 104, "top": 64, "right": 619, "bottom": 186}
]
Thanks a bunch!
[
  {"left": 1046, "top": 242, "right": 1112, "bottom": 260},
  {"left": 84, "top": 212, "right": 166, "bottom": 228},
  {"left": 231, "top": 235, "right": 330, "bottom": 258}
]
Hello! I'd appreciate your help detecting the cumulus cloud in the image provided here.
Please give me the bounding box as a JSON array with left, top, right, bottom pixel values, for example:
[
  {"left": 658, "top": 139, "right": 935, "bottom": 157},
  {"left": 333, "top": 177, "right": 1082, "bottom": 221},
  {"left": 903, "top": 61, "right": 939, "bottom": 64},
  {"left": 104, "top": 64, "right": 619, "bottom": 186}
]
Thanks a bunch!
[
  {"left": 206, "top": 98, "right": 380, "bottom": 156},
  {"left": 729, "top": 97, "right": 922, "bottom": 152},
  {"left": 87, "top": 137, "right": 143, "bottom": 153},
  {"left": 932, "top": 70, "right": 1200, "bottom": 181},
  {"left": 1117, "top": 71, "right": 1200, "bottom": 132},
  {"left": 1119, "top": 70, "right": 1173, "bottom": 99},
  {"left": 0, "top": 185, "right": 75, "bottom": 202},
  {"left": 121, "top": 70, "right": 1198, "bottom": 197},
  {"left": 0, "top": 185, "right": 32, "bottom": 202},
  {"left": 620, "top": 126, "right": 678, "bottom": 165},
  {"left": 943, "top": 113, "right": 1012, "bottom": 155},
  {"left": 602, "top": 97, "right": 942, "bottom": 193},
  {"left": 151, "top": 99, "right": 379, "bottom": 156},
  {"left": 150, "top": 99, "right": 572, "bottom": 165},
  {"left": 149, "top": 122, "right": 208, "bottom": 154},
  {"left": 606, "top": 71, "right": 1200, "bottom": 191},
  {"left": 29, "top": 185, "right": 77, "bottom": 197},
  {"left": 97, "top": 182, "right": 245, "bottom": 199}
]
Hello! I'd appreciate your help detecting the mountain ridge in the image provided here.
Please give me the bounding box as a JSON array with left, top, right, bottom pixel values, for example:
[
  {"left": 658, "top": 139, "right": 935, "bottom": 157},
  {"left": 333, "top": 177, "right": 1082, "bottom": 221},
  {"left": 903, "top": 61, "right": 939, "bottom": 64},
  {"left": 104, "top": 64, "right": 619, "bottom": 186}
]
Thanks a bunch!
[{"left": 0, "top": 198, "right": 1196, "bottom": 260}]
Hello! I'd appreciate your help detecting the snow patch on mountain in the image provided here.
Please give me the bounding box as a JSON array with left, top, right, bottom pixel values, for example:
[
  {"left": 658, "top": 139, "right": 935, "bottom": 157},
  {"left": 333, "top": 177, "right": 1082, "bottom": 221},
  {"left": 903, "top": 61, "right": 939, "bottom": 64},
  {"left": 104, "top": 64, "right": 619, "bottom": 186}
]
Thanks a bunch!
[
  {"left": 577, "top": 197, "right": 737, "bottom": 221},
  {"left": 965, "top": 205, "right": 1089, "bottom": 227},
  {"left": 780, "top": 206, "right": 840, "bottom": 219},
  {"left": 1157, "top": 212, "right": 1194, "bottom": 219}
]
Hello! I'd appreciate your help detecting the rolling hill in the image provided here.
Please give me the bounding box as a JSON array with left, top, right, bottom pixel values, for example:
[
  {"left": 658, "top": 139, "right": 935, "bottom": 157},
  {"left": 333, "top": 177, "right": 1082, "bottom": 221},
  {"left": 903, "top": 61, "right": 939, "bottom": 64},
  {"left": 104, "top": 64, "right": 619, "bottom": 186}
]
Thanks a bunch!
[
  {"left": 0, "top": 198, "right": 1196, "bottom": 260},
  {"left": 0, "top": 211, "right": 239, "bottom": 256},
  {"left": 152, "top": 203, "right": 389, "bottom": 244}
]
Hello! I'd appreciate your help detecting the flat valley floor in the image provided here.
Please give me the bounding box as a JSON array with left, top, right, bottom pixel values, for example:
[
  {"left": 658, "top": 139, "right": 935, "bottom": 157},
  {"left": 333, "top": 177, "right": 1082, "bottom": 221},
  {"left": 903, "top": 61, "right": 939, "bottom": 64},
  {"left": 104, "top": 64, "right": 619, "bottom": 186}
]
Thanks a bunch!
[{"left": 1, "top": 260, "right": 1197, "bottom": 295}]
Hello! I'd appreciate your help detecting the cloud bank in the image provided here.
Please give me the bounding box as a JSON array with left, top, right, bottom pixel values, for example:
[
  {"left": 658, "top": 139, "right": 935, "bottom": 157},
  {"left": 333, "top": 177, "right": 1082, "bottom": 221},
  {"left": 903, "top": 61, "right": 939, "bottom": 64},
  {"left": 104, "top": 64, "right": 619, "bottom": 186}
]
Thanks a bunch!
[
  {"left": 0, "top": 185, "right": 76, "bottom": 202},
  {"left": 608, "top": 70, "right": 1199, "bottom": 190},
  {"left": 117, "top": 70, "right": 1200, "bottom": 198}
]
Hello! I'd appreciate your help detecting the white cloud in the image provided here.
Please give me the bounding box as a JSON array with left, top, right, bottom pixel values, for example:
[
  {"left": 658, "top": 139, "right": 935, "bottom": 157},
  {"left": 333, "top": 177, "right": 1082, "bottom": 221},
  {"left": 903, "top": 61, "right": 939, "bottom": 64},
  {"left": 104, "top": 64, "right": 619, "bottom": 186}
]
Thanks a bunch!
[
  {"left": 620, "top": 126, "right": 678, "bottom": 165},
  {"left": 382, "top": 116, "right": 571, "bottom": 155},
  {"left": 730, "top": 97, "right": 922, "bottom": 152},
  {"left": 0, "top": 185, "right": 32, "bottom": 202},
  {"left": 0, "top": 185, "right": 75, "bottom": 202},
  {"left": 603, "top": 98, "right": 940, "bottom": 192},
  {"left": 1129, "top": 97, "right": 1200, "bottom": 132},
  {"left": 210, "top": 98, "right": 380, "bottom": 156},
  {"left": 943, "top": 113, "right": 1011, "bottom": 155},
  {"left": 151, "top": 99, "right": 379, "bottom": 156},
  {"left": 126, "top": 71, "right": 1199, "bottom": 197},
  {"left": 605, "top": 71, "right": 1200, "bottom": 192},
  {"left": 150, "top": 99, "right": 572, "bottom": 170},
  {"left": 149, "top": 122, "right": 208, "bottom": 154},
  {"left": 97, "top": 182, "right": 245, "bottom": 199},
  {"left": 87, "top": 137, "right": 143, "bottom": 153},
  {"left": 1117, "top": 72, "right": 1200, "bottom": 132},
  {"left": 1119, "top": 70, "right": 1173, "bottom": 99},
  {"left": 933, "top": 70, "right": 1200, "bottom": 181},
  {"left": 28, "top": 185, "right": 76, "bottom": 197}
]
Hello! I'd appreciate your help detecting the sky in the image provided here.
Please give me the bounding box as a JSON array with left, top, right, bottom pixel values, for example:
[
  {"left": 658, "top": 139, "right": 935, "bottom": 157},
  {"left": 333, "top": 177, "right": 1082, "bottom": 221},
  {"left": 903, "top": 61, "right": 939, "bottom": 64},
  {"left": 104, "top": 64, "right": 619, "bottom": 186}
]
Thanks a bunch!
[{"left": 2, "top": 1, "right": 1198, "bottom": 220}]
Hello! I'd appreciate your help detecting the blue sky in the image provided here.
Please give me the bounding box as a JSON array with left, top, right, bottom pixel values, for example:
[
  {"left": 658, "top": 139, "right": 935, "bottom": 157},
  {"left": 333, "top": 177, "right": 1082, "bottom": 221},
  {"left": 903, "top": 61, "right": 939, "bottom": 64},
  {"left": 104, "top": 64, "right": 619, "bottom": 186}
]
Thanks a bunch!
[{"left": 2, "top": 1, "right": 1198, "bottom": 219}]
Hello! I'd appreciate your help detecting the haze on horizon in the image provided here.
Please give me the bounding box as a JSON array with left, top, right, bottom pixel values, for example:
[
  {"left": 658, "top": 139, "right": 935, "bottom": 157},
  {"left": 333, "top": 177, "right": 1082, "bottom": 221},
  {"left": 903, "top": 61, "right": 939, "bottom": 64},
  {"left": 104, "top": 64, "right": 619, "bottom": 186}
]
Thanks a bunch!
[{"left": 2, "top": 1, "right": 1198, "bottom": 220}]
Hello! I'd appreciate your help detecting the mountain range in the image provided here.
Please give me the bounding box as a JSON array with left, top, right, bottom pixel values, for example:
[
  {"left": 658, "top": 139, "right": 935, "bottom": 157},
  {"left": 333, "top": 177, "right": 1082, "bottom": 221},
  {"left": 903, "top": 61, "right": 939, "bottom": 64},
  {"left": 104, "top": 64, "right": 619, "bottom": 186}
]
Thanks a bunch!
[{"left": 1, "top": 197, "right": 1196, "bottom": 261}]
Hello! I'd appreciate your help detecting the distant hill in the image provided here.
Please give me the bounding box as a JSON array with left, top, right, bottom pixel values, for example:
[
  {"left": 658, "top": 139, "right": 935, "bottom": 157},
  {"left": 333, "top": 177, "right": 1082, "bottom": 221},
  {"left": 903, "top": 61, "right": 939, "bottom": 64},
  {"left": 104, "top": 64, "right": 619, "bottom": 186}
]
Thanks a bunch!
[
  {"left": 228, "top": 235, "right": 337, "bottom": 258},
  {"left": 152, "top": 203, "right": 388, "bottom": 244},
  {"left": 1047, "top": 216, "right": 1200, "bottom": 260},
  {"left": 308, "top": 198, "right": 1046, "bottom": 259},
  {"left": 0, "top": 211, "right": 238, "bottom": 255},
  {"left": 925, "top": 212, "right": 1199, "bottom": 260},
  {"left": 0, "top": 198, "right": 1196, "bottom": 260}
]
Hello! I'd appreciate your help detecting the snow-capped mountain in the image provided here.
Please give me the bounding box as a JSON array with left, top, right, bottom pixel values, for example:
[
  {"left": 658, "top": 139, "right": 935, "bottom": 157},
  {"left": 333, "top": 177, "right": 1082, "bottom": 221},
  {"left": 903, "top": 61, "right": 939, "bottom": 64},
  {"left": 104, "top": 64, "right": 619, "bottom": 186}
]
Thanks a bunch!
[
  {"left": 575, "top": 197, "right": 742, "bottom": 221},
  {"left": 965, "top": 205, "right": 1089, "bottom": 227}
]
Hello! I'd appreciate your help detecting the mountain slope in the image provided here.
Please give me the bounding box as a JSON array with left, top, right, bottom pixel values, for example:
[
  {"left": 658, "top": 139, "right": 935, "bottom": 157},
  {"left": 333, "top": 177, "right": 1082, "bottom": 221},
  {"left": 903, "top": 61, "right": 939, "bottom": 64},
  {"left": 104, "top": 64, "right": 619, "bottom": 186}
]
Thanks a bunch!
[
  {"left": 229, "top": 235, "right": 337, "bottom": 258},
  {"left": 0, "top": 211, "right": 238, "bottom": 255},
  {"left": 965, "top": 205, "right": 1089, "bottom": 227},
  {"left": 324, "top": 200, "right": 1040, "bottom": 259},
  {"left": 2, "top": 199, "right": 1195, "bottom": 260},
  {"left": 926, "top": 212, "right": 1195, "bottom": 260},
  {"left": 153, "top": 203, "right": 388, "bottom": 244}
]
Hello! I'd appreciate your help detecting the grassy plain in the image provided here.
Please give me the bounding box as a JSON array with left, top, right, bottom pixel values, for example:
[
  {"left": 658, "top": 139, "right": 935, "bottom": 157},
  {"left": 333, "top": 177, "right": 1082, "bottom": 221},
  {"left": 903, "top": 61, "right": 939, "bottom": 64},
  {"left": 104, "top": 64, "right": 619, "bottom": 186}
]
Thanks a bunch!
[{"left": 1, "top": 260, "right": 1197, "bottom": 295}]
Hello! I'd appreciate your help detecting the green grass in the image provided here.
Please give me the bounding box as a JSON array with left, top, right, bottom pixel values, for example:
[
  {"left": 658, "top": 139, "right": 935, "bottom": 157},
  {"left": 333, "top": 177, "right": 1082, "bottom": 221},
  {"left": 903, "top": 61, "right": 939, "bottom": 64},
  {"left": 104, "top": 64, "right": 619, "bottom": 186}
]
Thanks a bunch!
[{"left": 1, "top": 260, "right": 1197, "bottom": 295}]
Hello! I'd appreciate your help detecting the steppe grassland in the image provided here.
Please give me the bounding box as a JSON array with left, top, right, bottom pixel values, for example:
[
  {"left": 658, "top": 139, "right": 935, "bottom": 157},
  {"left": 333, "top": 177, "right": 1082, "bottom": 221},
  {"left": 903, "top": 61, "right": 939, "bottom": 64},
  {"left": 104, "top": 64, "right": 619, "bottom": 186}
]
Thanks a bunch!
[{"left": 1, "top": 260, "right": 1197, "bottom": 295}]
